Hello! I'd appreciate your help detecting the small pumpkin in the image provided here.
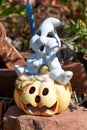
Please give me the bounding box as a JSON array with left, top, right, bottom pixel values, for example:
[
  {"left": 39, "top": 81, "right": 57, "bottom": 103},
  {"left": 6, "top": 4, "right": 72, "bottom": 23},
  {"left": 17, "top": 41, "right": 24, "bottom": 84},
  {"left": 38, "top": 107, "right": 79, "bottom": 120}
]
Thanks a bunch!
[{"left": 14, "top": 74, "right": 72, "bottom": 116}]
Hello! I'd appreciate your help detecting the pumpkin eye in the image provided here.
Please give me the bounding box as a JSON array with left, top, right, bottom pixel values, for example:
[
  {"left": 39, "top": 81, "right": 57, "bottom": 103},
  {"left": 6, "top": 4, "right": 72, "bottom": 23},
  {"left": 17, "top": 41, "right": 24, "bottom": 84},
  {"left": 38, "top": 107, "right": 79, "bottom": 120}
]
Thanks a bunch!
[
  {"left": 29, "top": 86, "right": 35, "bottom": 94},
  {"left": 42, "top": 88, "right": 49, "bottom": 96}
]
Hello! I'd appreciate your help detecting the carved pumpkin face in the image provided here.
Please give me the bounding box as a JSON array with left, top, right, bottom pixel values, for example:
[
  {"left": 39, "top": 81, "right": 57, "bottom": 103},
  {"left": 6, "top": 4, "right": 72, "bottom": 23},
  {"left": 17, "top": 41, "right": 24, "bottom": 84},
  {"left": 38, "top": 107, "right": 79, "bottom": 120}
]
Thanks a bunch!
[{"left": 14, "top": 74, "right": 72, "bottom": 116}]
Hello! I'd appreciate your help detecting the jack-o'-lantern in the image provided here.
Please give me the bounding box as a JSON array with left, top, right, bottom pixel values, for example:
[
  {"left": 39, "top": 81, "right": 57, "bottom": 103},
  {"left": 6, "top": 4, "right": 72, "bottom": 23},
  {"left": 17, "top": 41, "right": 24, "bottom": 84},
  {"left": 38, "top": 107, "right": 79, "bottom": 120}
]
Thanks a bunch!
[{"left": 14, "top": 74, "right": 72, "bottom": 116}]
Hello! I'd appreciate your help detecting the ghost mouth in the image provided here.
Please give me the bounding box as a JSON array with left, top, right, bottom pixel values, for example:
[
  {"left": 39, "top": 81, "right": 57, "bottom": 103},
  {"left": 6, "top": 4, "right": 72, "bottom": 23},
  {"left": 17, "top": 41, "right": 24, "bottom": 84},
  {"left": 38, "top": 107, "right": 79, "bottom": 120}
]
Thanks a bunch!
[
  {"left": 23, "top": 102, "right": 57, "bottom": 113},
  {"left": 39, "top": 45, "right": 45, "bottom": 52}
]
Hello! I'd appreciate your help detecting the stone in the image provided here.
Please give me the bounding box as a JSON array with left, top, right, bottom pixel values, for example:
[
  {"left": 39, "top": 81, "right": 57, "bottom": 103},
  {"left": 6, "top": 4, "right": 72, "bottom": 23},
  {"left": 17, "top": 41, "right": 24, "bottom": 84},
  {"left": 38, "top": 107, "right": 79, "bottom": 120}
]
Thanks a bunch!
[
  {"left": 0, "top": 23, "right": 26, "bottom": 69},
  {"left": 0, "top": 52, "right": 31, "bottom": 97},
  {"left": 63, "top": 62, "right": 87, "bottom": 93},
  {"left": 0, "top": 23, "right": 6, "bottom": 42},
  {"left": 3, "top": 105, "right": 87, "bottom": 130},
  {"left": 0, "top": 69, "right": 17, "bottom": 97}
]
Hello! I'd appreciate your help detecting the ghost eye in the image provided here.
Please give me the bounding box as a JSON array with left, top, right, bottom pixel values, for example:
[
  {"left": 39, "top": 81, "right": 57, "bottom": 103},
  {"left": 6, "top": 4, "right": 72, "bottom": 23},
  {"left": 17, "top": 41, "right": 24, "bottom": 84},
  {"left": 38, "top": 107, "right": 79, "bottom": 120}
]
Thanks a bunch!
[
  {"left": 29, "top": 86, "right": 35, "bottom": 94},
  {"left": 37, "top": 30, "right": 41, "bottom": 36},
  {"left": 47, "top": 32, "right": 53, "bottom": 38},
  {"left": 42, "top": 88, "right": 49, "bottom": 96}
]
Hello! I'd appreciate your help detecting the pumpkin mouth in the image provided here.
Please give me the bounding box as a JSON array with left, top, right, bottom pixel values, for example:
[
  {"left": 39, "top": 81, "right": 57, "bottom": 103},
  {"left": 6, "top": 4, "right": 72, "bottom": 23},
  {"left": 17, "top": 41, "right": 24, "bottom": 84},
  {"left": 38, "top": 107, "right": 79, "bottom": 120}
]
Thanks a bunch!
[{"left": 23, "top": 102, "right": 57, "bottom": 113}]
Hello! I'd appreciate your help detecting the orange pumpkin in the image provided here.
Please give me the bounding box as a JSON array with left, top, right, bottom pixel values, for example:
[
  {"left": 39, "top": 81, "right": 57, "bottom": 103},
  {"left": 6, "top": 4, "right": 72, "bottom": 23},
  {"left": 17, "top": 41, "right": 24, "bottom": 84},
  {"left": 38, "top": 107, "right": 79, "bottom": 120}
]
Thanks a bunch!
[{"left": 14, "top": 74, "right": 72, "bottom": 116}]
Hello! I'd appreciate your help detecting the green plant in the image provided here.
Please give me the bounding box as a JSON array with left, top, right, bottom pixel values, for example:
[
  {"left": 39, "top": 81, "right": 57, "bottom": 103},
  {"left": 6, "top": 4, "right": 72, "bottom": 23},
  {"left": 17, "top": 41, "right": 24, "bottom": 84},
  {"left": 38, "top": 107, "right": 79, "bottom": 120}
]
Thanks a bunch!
[
  {"left": 0, "top": 0, "right": 6, "bottom": 7},
  {"left": 59, "top": 0, "right": 87, "bottom": 54},
  {"left": 61, "top": 18, "right": 87, "bottom": 53},
  {"left": 0, "top": 1, "right": 26, "bottom": 16}
]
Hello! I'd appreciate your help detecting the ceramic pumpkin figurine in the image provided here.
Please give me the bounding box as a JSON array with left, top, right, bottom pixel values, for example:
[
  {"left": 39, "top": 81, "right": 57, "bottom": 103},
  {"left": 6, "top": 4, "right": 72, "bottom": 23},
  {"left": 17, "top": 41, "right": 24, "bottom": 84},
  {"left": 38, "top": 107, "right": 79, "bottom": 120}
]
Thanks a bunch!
[
  {"left": 14, "top": 17, "right": 73, "bottom": 116},
  {"left": 14, "top": 74, "right": 72, "bottom": 116}
]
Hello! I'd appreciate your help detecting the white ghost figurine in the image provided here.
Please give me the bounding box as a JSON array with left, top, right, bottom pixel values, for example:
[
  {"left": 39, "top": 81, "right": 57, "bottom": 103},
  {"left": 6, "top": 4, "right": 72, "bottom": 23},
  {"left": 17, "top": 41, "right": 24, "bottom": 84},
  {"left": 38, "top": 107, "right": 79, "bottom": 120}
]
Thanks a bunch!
[{"left": 14, "top": 17, "right": 73, "bottom": 85}]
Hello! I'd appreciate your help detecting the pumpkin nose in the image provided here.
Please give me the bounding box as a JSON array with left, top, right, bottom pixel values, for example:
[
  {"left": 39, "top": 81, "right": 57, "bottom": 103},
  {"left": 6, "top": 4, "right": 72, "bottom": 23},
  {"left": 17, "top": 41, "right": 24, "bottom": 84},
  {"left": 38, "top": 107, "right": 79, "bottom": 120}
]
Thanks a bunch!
[{"left": 35, "top": 95, "right": 40, "bottom": 103}]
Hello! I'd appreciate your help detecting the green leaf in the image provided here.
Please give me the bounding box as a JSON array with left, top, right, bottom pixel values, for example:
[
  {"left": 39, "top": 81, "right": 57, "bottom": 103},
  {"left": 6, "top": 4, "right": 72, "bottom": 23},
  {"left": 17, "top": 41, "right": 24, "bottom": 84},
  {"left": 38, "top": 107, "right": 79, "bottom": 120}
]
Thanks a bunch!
[
  {"left": 0, "top": 0, "right": 6, "bottom": 7},
  {"left": 61, "top": 33, "right": 81, "bottom": 44},
  {"left": 60, "top": 0, "right": 69, "bottom": 3},
  {"left": 0, "top": 6, "right": 26, "bottom": 16}
]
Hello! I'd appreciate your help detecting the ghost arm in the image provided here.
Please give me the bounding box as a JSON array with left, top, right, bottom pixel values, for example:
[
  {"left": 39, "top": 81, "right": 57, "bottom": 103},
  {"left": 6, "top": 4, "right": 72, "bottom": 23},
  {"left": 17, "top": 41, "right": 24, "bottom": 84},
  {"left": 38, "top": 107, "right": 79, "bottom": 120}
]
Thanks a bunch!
[
  {"left": 45, "top": 51, "right": 73, "bottom": 85},
  {"left": 25, "top": 54, "right": 45, "bottom": 74},
  {"left": 46, "top": 51, "right": 63, "bottom": 71}
]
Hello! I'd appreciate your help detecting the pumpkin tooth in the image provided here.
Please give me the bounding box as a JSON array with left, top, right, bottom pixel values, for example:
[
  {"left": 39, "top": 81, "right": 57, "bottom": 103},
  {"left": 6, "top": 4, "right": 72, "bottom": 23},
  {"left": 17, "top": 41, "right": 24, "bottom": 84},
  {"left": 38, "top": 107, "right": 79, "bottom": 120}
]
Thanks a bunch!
[
  {"left": 24, "top": 103, "right": 37, "bottom": 112},
  {"left": 23, "top": 102, "right": 57, "bottom": 113}
]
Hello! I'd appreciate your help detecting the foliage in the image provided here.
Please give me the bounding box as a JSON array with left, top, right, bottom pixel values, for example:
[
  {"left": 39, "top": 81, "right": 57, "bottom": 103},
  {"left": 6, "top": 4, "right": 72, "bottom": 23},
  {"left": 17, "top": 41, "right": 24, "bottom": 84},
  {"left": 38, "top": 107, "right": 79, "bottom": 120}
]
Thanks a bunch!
[
  {"left": 21, "top": 40, "right": 29, "bottom": 51},
  {"left": 61, "top": 18, "right": 87, "bottom": 53},
  {"left": 0, "top": 6, "right": 26, "bottom": 16},
  {"left": 60, "top": 0, "right": 86, "bottom": 3},
  {"left": 0, "top": 0, "right": 26, "bottom": 16},
  {"left": 0, "top": 0, "right": 6, "bottom": 7},
  {"left": 59, "top": 0, "right": 87, "bottom": 54}
]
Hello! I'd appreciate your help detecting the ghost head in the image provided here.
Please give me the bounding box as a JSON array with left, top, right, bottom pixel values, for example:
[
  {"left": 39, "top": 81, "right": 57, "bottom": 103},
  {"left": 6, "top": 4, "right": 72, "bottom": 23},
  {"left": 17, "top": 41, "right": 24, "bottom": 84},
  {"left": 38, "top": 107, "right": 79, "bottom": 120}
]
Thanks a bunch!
[{"left": 30, "top": 17, "right": 62, "bottom": 55}]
